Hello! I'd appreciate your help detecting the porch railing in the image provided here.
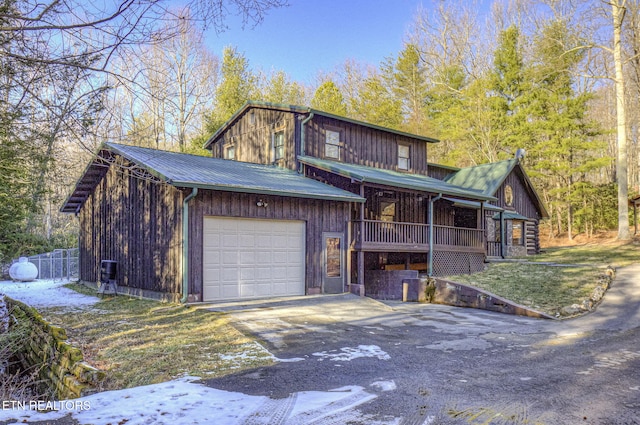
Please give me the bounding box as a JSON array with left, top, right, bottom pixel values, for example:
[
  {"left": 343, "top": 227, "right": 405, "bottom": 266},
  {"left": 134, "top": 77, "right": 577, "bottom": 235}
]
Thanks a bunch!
[
  {"left": 486, "top": 241, "right": 502, "bottom": 258},
  {"left": 352, "top": 220, "right": 484, "bottom": 251}
]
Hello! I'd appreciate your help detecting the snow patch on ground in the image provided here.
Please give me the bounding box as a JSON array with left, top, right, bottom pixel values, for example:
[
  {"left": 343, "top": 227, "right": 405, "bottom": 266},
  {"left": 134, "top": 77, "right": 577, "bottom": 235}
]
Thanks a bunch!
[
  {"left": 0, "top": 377, "right": 387, "bottom": 425},
  {"left": 312, "top": 345, "right": 391, "bottom": 361},
  {"left": 370, "top": 380, "right": 397, "bottom": 392},
  {"left": 0, "top": 280, "right": 397, "bottom": 423},
  {"left": 0, "top": 279, "right": 99, "bottom": 310}
]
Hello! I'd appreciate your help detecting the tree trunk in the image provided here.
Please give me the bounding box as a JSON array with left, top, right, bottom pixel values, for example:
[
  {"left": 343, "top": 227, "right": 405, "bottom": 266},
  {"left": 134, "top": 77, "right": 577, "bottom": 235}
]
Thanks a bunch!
[{"left": 612, "top": 0, "right": 631, "bottom": 240}]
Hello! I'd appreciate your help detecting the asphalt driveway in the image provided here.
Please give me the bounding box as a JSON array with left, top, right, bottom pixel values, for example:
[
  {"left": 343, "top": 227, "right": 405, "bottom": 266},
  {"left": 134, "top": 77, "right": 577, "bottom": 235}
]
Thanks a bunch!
[{"left": 203, "top": 264, "right": 640, "bottom": 424}]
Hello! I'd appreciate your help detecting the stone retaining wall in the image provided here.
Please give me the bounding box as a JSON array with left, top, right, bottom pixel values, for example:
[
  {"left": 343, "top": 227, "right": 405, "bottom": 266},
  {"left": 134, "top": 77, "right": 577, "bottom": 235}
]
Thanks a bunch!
[{"left": 3, "top": 296, "right": 104, "bottom": 399}]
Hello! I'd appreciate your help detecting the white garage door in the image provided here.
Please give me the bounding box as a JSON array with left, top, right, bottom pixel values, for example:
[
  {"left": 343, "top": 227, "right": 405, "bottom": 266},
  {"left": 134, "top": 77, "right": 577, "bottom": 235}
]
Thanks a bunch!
[{"left": 203, "top": 217, "right": 306, "bottom": 301}]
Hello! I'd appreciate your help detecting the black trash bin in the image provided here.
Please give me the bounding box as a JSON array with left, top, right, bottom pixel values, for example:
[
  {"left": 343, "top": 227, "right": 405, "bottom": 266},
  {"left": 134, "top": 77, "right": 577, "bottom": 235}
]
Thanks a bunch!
[{"left": 99, "top": 260, "right": 117, "bottom": 295}]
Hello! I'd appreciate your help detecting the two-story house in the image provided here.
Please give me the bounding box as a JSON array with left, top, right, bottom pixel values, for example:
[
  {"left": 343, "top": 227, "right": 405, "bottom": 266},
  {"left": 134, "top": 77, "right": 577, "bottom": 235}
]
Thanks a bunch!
[{"left": 62, "top": 101, "right": 548, "bottom": 303}]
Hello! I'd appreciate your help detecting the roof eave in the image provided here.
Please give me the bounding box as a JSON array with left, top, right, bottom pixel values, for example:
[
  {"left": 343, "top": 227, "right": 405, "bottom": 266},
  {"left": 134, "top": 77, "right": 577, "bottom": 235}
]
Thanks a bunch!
[
  {"left": 299, "top": 156, "right": 496, "bottom": 202},
  {"left": 173, "top": 181, "right": 365, "bottom": 203},
  {"left": 202, "top": 101, "right": 312, "bottom": 150},
  {"left": 202, "top": 101, "right": 440, "bottom": 150},
  {"left": 104, "top": 142, "right": 171, "bottom": 183},
  {"left": 513, "top": 162, "right": 550, "bottom": 219},
  {"left": 308, "top": 108, "right": 439, "bottom": 143}
]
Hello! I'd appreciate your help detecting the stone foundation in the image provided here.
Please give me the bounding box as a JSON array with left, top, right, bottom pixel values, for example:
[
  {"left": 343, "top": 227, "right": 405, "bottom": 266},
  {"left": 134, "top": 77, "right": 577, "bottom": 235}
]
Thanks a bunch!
[{"left": 3, "top": 296, "right": 104, "bottom": 399}]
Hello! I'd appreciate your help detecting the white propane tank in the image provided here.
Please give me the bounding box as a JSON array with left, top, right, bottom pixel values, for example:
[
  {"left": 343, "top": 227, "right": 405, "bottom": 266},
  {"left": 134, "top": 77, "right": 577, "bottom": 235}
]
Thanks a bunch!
[{"left": 9, "top": 257, "right": 38, "bottom": 282}]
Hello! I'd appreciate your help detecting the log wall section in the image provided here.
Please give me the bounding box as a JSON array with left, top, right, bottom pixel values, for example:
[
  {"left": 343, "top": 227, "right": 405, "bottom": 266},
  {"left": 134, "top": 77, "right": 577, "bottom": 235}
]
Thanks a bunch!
[
  {"left": 78, "top": 164, "right": 183, "bottom": 297},
  {"left": 188, "top": 190, "right": 351, "bottom": 300}
]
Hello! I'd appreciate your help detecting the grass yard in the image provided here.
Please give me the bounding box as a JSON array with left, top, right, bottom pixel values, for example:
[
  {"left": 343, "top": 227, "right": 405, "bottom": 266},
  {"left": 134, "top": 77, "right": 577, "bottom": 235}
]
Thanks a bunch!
[
  {"left": 446, "top": 238, "right": 640, "bottom": 316},
  {"left": 40, "top": 286, "right": 274, "bottom": 391}
]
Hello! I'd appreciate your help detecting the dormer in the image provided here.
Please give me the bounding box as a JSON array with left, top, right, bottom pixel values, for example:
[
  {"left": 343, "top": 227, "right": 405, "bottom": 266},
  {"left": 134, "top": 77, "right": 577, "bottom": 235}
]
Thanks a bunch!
[{"left": 204, "top": 102, "right": 307, "bottom": 171}]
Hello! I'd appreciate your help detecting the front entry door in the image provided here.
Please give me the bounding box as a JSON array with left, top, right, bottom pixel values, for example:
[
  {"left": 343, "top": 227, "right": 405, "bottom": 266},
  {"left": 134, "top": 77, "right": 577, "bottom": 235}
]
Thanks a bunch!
[{"left": 322, "top": 232, "right": 345, "bottom": 294}]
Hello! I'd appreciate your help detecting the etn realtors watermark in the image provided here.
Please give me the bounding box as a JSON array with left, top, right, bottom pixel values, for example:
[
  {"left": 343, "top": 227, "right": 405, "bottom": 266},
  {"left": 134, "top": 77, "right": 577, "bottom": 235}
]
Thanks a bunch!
[{"left": 2, "top": 400, "right": 91, "bottom": 411}]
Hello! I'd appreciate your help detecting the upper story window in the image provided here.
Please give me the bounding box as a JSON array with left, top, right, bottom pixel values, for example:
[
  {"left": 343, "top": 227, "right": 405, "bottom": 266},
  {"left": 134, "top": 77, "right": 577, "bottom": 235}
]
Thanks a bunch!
[
  {"left": 398, "top": 144, "right": 410, "bottom": 170},
  {"left": 224, "top": 144, "right": 236, "bottom": 160},
  {"left": 325, "top": 130, "right": 340, "bottom": 159},
  {"left": 273, "top": 129, "right": 285, "bottom": 161}
]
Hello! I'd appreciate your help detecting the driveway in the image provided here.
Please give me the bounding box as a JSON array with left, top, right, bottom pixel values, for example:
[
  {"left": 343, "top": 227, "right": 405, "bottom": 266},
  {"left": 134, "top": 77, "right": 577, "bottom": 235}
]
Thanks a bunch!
[{"left": 203, "top": 264, "right": 640, "bottom": 424}]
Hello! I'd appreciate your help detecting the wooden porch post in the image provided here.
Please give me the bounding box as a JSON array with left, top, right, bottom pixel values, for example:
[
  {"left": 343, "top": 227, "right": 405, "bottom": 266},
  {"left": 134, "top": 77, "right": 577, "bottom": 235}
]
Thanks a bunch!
[
  {"left": 500, "top": 211, "right": 506, "bottom": 259},
  {"left": 357, "top": 184, "right": 365, "bottom": 293},
  {"left": 427, "top": 193, "right": 442, "bottom": 277},
  {"left": 480, "top": 202, "right": 486, "bottom": 254}
]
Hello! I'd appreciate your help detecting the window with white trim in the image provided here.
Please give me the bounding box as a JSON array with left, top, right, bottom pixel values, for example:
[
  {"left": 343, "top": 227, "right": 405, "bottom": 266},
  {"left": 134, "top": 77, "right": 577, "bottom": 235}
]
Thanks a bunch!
[
  {"left": 273, "top": 129, "right": 285, "bottom": 161},
  {"left": 398, "top": 144, "right": 410, "bottom": 170},
  {"left": 325, "top": 130, "right": 340, "bottom": 159},
  {"left": 224, "top": 144, "right": 236, "bottom": 160}
]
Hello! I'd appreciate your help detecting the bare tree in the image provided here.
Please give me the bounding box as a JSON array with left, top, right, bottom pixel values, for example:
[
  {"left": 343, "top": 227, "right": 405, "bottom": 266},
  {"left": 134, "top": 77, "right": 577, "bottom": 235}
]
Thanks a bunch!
[
  {"left": 610, "top": 0, "right": 631, "bottom": 240},
  {"left": 0, "top": 0, "right": 286, "bottom": 257}
]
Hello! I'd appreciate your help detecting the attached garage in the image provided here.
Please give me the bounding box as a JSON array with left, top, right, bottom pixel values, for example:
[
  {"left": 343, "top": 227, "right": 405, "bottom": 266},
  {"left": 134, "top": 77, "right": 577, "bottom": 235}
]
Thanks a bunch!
[
  {"left": 64, "top": 143, "right": 364, "bottom": 302},
  {"left": 203, "top": 217, "right": 305, "bottom": 301}
]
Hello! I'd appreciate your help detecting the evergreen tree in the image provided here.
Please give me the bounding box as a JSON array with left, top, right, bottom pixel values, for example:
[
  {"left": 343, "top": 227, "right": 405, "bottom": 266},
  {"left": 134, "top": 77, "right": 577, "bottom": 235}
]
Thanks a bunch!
[
  {"left": 311, "top": 80, "right": 347, "bottom": 116},
  {"left": 489, "top": 25, "right": 530, "bottom": 155},
  {"left": 205, "top": 46, "right": 257, "bottom": 134},
  {"left": 351, "top": 74, "right": 402, "bottom": 129},
  {"left": 524, "top": 20, "right": 608, "bottom": 239},
  {"left": 261, "top": 70, "right": 306, "bottom": 105},
  {"left": 425, "top": 64, "right": 470, "bottom": 164},
  {"left": 383, "top": 43, "right": 430, "bottom": 135}
]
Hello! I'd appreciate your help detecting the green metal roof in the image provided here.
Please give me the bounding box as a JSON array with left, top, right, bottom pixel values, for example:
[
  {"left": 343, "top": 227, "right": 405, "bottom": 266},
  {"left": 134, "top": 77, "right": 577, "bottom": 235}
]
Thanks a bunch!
[
  {"left": 447, "top": 159, "right": 549, "bottom": 218},
  {"left": 445, "top": 159, "right": 518, "bottom": 196},
  {"left": 492, "top": 211, "right": 530, "bottom": 220},
  {"left": 298, "top": 156, "right": 496, "bottom": 202},
  {"left": 61, "top": 144, "right": 364, "bottom": 213},
  {"left": 203, "top": 100, "right": 440, "bottom": 150}
]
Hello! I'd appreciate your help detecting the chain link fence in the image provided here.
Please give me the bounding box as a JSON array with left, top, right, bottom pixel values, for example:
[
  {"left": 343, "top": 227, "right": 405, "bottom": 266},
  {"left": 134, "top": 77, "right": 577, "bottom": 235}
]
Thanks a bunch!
[{"left": 10, "top": 248, "right": 79, "bottom": 281}]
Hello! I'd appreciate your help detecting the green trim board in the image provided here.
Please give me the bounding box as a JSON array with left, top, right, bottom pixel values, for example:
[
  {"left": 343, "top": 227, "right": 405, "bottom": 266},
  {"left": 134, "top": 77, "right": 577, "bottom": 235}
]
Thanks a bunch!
[{"left": 298, "top": 156, "right": 497, "bottom": 202}]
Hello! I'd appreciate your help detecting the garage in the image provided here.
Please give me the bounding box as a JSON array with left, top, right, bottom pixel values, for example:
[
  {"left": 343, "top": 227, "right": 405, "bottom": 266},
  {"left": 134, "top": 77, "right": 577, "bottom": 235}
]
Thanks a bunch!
[{"left": 202, "top": 217, "right": 306, "bottom": 301}]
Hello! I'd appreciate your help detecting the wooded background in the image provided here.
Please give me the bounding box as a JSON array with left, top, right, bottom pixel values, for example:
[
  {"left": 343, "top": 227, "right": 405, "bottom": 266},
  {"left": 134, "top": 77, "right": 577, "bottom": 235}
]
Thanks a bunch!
[{"left": 0, "top": 0, "right": 637, "bottom": 262}]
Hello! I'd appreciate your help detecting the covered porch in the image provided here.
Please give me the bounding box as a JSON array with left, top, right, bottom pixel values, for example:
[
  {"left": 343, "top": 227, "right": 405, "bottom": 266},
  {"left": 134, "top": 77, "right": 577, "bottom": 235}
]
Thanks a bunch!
[
  {"left": 351, "top": 219, "right": 485, "bottom": 253},
  {"left": 298, "top": 156, "right": 498, "bottom": 291}
]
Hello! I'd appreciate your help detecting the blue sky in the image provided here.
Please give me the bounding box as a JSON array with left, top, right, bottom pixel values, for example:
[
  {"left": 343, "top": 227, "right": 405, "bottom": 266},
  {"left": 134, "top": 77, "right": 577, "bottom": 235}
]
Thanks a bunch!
[{"left": 205, "top": 0, "right": 426, "bottom": 83}]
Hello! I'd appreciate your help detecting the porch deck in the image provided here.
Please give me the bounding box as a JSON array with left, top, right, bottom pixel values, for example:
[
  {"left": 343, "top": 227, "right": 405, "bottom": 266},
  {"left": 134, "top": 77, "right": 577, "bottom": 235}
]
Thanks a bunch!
[{"left": 351, "top": 220, "right": 485, "bottom": 253}]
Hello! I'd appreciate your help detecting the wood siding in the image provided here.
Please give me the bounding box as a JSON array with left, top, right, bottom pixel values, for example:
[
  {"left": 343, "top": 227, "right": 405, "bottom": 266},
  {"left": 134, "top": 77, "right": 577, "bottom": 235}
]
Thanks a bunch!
[
  {"left": 492, "top": 169, "right": 541, "bottom": 220},
  {"left": 427, "top": 164, "right": 457, "bottom": 180},
  {"left": 188, "top": 190, "right": 351, "bottom": 300},
  {"left": 209, "top": 108, "right": 300, "bottom": 170},
  {"left": 78, "top": 164, "right": 183, "bottom": 297},
  {"left": 304, "top": 115, "right": 429, "bottom": 175}
]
